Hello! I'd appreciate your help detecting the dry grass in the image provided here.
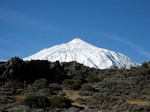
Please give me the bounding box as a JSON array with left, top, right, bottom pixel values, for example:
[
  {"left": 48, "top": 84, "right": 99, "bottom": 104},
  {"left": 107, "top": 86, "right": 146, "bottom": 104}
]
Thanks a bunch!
[
  {"left": 71, "top": 101, "right": 89, "bottom": 109},
  {"left": 15, "top": 95, "right": 25, "bottom": 102},
  {"left": 125, "top": 96, "right": 150, "bottom": 106},
  {"left": 64, "top": 90, "right": 90, "bottom": 100},
  {"left": 63, "top": 90, "right": 91, "bottom": 109},
  {"left": 64, "top": 90, "right": 79, "bottom": 100}
]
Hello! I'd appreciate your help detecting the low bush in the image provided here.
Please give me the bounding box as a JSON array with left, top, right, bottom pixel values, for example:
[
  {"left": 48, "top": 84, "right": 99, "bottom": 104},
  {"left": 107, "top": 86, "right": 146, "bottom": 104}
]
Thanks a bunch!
[
  {"left": 63, "top": 79, "right": 75, "bottom": 86},
  {"left": 70, "top": 82, "right": 81, "bottom": 90},
  {"left": 81, "top": 84, "right": 97, "bottom": 91},
  {"left": 63, "top": 79, "right": 82, "bottom": 90},
  {"left": 49, "top": 83, "right": 62, "bottom": 91},
  {"left": 49, "top": 95, "right": 71, "bottom": 108},
  {"left": 33, "top": 78, "right": 48, "bottom": 89},
  {"left": 36, "top": 88, "right": 53, "bottom": 96},
  {"left": 73, "top": 75, "right": 86, "bottom": 83},
  {"left": 86, "top": 75, "right": 102, "bottom": 83},
  {"left": 24, "top": 95, "right": 50, "bottom": 108}
]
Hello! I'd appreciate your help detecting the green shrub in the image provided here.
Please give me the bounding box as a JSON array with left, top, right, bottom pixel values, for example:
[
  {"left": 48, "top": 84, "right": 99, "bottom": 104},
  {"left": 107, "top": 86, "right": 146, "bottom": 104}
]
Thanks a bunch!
[
  {"left": 70, "top": 82, "right": 81, "bottom": 90},
  {"left": 33, "top": 78, "right": 48, "bottom": 89},
  {"left": 63, "top": 79, "right": 75, "bottom": 85},
  {"left": 81, "top": 84, "right": 97, "bottom": 91},
  {"left": 73, "top": 75, "right": 86, "bottom": 83},
  {"left": 86, "top": 76, "right": 102, "bottom": 83},
  {"left": 49, "top": 83, "right": 62, "bottom": 91},
  {"left": 142, "top": 62, "right": 150, "bottom": 69},
  {"left": 63, "top": 79, "right": 82, "bottom": 90},
  {"left": 24, "top": 95, "right": 50, "bottom": 108},
  {"left": 37, "top": 88, "right": 52, "bottom": 96},
  {"left": 49, "top": 95, "right": 71, "bottom": 108}
]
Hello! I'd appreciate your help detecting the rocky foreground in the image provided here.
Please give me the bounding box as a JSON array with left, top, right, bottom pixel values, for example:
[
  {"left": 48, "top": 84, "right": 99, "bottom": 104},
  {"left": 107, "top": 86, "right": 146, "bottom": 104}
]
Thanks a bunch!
[{"left": 0, "top": 57, "right": 150, "bottom": 112}]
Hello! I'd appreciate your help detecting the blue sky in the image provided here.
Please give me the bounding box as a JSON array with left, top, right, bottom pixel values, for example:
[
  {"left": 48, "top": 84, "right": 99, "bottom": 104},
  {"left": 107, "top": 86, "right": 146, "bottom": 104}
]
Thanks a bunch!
[{"left": 0, "top": 0, "right": 150, "bottom": 63}]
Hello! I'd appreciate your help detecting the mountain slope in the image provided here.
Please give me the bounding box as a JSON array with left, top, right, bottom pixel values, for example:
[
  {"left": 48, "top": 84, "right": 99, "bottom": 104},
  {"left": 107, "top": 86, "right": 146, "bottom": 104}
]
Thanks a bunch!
[{"left": 24, "top": 38, "right": 137, "bottom": 69}]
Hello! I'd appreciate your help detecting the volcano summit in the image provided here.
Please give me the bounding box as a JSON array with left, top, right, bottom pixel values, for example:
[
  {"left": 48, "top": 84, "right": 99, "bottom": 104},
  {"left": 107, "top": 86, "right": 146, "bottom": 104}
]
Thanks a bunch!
[{"left": 24, "top": 38, "right": 137, "bottom": 69}]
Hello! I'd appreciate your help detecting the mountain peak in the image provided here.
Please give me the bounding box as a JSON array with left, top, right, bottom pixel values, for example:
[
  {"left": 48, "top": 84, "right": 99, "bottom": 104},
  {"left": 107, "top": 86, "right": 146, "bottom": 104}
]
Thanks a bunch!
[
  {"left": 24, "top": 38, "right": 138, "bottom": 69},
  {"left": 68, "top": 38, "right": 87, "bottom": 44}
]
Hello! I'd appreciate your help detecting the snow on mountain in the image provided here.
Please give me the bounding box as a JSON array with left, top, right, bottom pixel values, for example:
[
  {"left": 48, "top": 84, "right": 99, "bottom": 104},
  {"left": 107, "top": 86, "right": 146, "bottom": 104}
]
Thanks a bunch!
[{"left": 24, "top": 38, "right": 138, "bottom": 69}]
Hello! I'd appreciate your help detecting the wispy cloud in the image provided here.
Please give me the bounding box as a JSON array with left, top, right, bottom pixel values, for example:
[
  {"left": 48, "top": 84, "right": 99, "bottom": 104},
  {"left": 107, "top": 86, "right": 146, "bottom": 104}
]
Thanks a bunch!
[
  {"left": 98, "top": 32, "right": 150, "bottom": 58},
  {"left": 0, "top": 8, "right": 66, "bottom": 60},
  {"left": 0, "top": 8, "right": 62, "bottom": 33}
]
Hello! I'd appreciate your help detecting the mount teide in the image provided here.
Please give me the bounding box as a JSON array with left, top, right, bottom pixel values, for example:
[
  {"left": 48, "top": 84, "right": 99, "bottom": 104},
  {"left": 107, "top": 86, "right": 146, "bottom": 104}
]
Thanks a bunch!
[{"left": 24, "top": 38, "right": 137, "bottom": 69}]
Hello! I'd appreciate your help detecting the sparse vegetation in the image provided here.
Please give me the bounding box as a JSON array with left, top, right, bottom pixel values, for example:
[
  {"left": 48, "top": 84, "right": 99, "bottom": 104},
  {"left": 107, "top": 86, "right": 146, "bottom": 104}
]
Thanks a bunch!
[
  {"left": 33, "top": 78, "right": 48, "bottom": 89},
  {"left": 1, "top": 57, "right": 150, "bottom": 111},
  {"left": 49, "top": 95, "right": 71, "bottom": 108},
  {"left": 63, "top": 79, "right": 82, "bottom": 90},
  {"left": 81, "top": 84, "right": 97, "bottom": 91},
  {"left": 24, "top": 95, "right": 50, "bottom": 108}
]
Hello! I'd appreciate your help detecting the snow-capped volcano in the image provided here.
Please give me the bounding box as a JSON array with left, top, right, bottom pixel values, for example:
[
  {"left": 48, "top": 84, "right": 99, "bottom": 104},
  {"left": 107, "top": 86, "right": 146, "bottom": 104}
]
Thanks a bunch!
[{"left": 24, "top": 38, "right": 137, "bottom": 69}]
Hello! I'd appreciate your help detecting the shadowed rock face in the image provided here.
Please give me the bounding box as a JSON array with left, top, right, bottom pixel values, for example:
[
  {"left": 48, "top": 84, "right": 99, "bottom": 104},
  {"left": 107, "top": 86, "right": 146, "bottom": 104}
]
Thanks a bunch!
[{"left": 0, "top": 57, "right": 67, "bottom": 83}]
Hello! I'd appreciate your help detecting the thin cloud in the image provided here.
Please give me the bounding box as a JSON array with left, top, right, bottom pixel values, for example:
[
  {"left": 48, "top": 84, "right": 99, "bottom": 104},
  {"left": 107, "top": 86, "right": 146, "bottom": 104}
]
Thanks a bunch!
[
  {"left": 0, "top": 8, "right": 65, "bottom": 60},
  {"left": 98, "top": 32, "right": 150, "bottom": 58},
  {"left": 0, "top": 8, "right": 62, "bottom": 33}
]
